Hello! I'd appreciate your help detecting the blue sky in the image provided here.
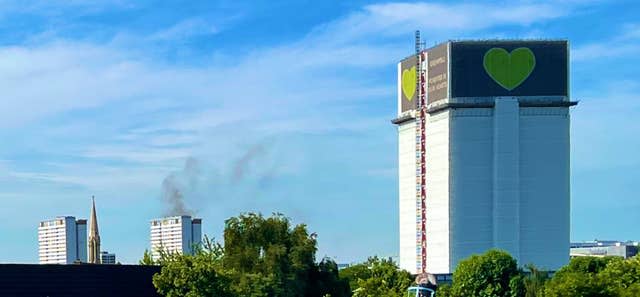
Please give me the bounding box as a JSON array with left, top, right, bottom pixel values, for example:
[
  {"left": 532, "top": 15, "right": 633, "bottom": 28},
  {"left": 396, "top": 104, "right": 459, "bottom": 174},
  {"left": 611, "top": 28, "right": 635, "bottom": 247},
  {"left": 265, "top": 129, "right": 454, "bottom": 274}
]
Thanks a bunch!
[{"left": 0, "top": 0, "right": 638, "bottom": 264}]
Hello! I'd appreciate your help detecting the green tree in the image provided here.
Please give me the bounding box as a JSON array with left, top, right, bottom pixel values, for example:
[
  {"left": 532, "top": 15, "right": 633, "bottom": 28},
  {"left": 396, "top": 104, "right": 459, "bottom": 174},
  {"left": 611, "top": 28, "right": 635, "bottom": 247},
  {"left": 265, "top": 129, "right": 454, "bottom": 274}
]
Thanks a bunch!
[
  {"left": 139, "top": 249, "right": 155, "bottom": 265},
  {"left": 504, "top": 264, "right": 550, "bottom": 297},
  {"left": 223, "top": 212, "right": 346, "bottom": 297},
  {"left": 339, "top": 262, "right": 371, "bottom": 292},
  {"left": 451, "top": 249, "right": 520, "bottom": 297},
  {"left": 561, "top": 256, "right": 620, "bottom": 274},
  {"left": 599, "top": 255, "right": 640, "bottom": 296},
  {"left": 544, "top": 256, "right": 621, "bottom": 297},
  {"left": 341, "top": 257, "right": 412, "bottom": 297},
  {"left": 544, "top": 271, "right": 614, "bottom": 297},
  {"left": 620, "top": 283, "right": 640, "bottom": 297},
  {"left": 150, "top": 213, "right": 348, "bottom": 297},
  {"left": 441, "top": 249, "right": 640, "bottom": 297},
  {"left": 308, "top": 258, "right": 350, "bottom": 297},
  {"left": 152, "top": 237, "right": 234, "bottom": 297},
  {"left": 508, "top": 274, "right": 526, "bottom": 297},
  {"left": 521, "top": 264, "right": 549, "bottom": 297},
  {"left": 436, "top": 284, "right": 452, "bottom": 297}
]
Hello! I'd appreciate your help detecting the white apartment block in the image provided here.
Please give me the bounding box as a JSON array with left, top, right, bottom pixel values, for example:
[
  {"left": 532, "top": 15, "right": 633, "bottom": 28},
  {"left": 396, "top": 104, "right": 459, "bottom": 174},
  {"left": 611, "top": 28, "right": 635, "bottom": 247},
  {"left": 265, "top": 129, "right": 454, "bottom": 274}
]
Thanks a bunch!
[
  {"left": 38, "top": 216, "right": 87, "bottom": 264},
  {"left": 150, "top": 216, "right": 202, "bottom": 260}
]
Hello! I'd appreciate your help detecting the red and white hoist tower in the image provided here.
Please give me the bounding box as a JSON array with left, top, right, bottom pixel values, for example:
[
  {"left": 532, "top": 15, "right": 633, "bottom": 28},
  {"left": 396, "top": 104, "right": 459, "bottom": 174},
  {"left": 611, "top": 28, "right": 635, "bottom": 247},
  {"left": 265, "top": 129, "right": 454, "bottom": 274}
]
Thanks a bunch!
[{"left": 414, "top": 31, "right": 427, "bottom": 274}]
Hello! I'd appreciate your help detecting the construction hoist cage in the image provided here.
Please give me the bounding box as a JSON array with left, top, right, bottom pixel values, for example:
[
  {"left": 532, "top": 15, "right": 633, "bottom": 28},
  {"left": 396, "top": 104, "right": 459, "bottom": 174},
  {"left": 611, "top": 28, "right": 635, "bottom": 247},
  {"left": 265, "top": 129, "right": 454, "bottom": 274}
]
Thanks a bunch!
[{"left": 414, "top": 30, "right": 427, "bottom": 274}]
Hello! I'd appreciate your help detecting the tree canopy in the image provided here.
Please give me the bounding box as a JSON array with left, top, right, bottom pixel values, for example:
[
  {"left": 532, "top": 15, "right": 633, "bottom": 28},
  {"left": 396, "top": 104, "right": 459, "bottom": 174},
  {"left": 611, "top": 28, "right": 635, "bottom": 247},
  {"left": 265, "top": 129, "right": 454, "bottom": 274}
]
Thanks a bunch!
[
  {"left": 339, "top": 257, "right": 413, "bottom": 297},
  {"left": 222, "top": 213, "right": 350, "bottom": 297},
  {"left": 544, "top": 255, "right": 640, "bottom": 297},
  {"left": 139, "top": 249, "right": 155, "bottom": 265},
  {"left": 152, "top": 213, "right": 349, "bottom": 297},
  {"left": 149, "top": 213, "right": 640, "bottom": 297},
  {"left": 152, "top": 238, "right": 233, "bottom": 297},
  {"left": 438, "top": 250, "right": 640, "bottom": 297},
  {"left": 450, "top": 249, "right": 520, "bottom": 297}
]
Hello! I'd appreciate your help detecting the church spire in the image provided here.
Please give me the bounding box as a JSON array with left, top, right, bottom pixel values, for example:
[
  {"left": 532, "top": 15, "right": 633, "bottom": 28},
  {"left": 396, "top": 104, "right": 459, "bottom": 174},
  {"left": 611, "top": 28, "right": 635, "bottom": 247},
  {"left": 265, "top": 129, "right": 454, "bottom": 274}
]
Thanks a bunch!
[{"left": 88, "top": 196, "right": 101, "bottom": 264}]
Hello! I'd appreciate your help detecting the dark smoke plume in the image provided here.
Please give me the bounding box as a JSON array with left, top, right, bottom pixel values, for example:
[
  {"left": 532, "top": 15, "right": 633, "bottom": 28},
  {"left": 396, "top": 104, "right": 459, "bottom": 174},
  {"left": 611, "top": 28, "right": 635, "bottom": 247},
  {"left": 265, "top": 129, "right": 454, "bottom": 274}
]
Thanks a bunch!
[
  {"left": 159, "top": 140, "right": 278, "bottom": 216},
  {"left": 232, "top": 142, "right": 267, "bottom": 183},
  {"left": 161, "top": 157, "right": 200, "bottom": 216}
]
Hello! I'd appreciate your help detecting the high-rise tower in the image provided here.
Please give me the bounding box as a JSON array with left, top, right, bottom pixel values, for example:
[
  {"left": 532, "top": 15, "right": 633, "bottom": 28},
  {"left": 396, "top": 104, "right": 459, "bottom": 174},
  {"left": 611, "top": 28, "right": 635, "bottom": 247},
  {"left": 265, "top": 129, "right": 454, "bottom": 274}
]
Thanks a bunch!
[
  {"left": 150, "top": 216, "right": 202, "bottom": 261},
  {"left": 394, "top": 40, "right": 576, "bottom": 275},
  {"left": 38, "top": 216, "right": 87, "bottom": 264},
  {"left": 88, "top": 196, "right": 101, "bottom": 264}
]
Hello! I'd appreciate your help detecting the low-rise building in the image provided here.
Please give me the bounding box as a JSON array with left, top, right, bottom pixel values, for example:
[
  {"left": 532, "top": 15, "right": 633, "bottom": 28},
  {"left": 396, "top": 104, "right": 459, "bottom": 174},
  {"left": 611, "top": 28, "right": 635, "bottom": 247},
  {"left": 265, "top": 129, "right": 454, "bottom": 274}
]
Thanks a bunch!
[
  {"left": 570, "top": 240, "right": 639, "bottom": 259},
  {"left": 100, "top": 251, "right": 116, "bottom": 264}
]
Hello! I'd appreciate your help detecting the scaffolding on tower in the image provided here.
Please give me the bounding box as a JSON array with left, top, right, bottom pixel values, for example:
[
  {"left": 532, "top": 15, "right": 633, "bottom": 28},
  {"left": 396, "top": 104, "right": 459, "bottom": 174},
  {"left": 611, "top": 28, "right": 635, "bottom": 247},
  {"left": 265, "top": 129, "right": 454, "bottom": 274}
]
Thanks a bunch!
[{"left": 414, "top": 30, "right": 427, "bottom": 274}]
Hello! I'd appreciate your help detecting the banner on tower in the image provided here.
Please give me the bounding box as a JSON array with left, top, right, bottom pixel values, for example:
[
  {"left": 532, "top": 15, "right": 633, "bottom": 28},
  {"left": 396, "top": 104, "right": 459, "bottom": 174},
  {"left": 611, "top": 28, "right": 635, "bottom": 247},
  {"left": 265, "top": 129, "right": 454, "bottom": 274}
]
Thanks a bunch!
[
  {"left": 427, "top": 43, "right": 449, "bottom": 104},
  {"left": 399, "top": 55, "right": 419, "bottom": 112},
  {"left": 449, "top": 40, "right": 568, "bottom": 98},
  {"left": 397, "top": 40, "right": 567, "bottom": 115}
]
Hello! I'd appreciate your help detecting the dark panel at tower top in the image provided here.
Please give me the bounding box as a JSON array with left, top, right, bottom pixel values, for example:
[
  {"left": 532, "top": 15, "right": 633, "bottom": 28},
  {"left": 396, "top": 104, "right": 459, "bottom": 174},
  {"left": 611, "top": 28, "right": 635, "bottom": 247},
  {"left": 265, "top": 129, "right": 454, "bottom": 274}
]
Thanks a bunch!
[
  {"left": 450, "top": 40, "right": 568, "bottom": 98},
  {"left": 398, "top": 40, "right": 569, "bottom": 112}
]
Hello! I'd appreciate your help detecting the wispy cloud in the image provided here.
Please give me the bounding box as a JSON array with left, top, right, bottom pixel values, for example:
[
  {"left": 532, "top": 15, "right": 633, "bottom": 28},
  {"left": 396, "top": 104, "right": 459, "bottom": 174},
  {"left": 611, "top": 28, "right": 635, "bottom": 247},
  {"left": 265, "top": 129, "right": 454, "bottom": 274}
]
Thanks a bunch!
[
  {"left": 0, "top": 0, "right": 135, "bottom": 19},
  {"left": 148, "top": 18, "right": 220, "bottom": 41},
  {"left": 0, "top": 0, "right": 609, "bottom": 201},
  {"left": 309, "top": 2, "right": 572, "bottom": 46},
  {"left": 0, "top": 1, "right": 590, "bottom": 130},
  {"left": 4, "top": 164, "right": 167, "bottom": 192},
  {"left": 572, "top": 80, "right": 640, "bottom": 170},
  {"left": 573, "top": 23, "right": 640, "bottom": 61},
  {"left": 621, "top": 23, "right": 640, "bottom": 39},
  {"left": 0, "top": 1, "right": 596, "bottom": 204},
  {"left": 82, "top": 146, "right": 191, "bottom": 164},
  {"left": 572, "top": 43, "right": 640, "bottom": 62},
  {"left": 364, "top": 2, "right": 566, "bottom": 28}
]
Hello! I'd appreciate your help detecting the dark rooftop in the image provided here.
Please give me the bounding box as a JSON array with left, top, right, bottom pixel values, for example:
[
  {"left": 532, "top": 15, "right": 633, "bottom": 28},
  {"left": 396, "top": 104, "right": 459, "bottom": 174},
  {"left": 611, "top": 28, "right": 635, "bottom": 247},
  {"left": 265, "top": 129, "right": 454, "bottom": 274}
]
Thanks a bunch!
[{"left": 0, "top": 264, "right": 161, "bottom": 297}]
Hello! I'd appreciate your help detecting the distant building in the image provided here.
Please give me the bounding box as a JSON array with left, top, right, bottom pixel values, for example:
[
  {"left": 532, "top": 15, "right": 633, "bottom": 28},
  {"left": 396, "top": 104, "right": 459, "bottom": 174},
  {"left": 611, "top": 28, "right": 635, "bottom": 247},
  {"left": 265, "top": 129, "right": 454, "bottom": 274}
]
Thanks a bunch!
[
  {"left": 149, "top": 216, "right": 202, "bottom": 261},
  {"left": 571, "top": 240, "right": 639, "bottom": 259},
  {"left": 100, "top": 251, "right": 116, "bottom": 264},
  {"left": 337, "top": 263, "right": 351, "bottom": 270},
  {"left": 38, "top": 216, "right": 87, "bottom": 264}
]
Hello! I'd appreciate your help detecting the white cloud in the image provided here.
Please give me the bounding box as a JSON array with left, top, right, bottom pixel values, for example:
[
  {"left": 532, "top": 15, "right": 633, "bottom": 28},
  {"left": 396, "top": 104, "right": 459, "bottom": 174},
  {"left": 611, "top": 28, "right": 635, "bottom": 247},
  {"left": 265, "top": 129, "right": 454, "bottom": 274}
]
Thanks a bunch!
[
  {"left": 0, "top": 43, "right": 156, "bottom": 127},
  {"left": 572, "top": 43, "right": 640, "bottom": 62},
  {"left": 148, "top": 18, "right": 220, "bottom": 41},
  {"left": 0, "top": 1, "right": 592, "bottom": 199},
  {"left": 571, "top": 80, "right": 640, "bottom": 170},
  {"left": 82, "top": 146, "right": 191, "bottom": 164},
  {"left": 0, "top": 1, "right": 588, "bottom": 130},
  {"left": 308, "top": 2, "right": 570, "bottom": 46},
  {"left": 0, "top": 0, "right": 135, "bottom": 19},
  {"left": 573, "top": 23, "right": 640, "bottom": 62},
  {"left": 365, "top": 2, "right": 565, "bottom": 28},
  {"left": 4, "top": 163, "right": 171, "bottom": 192},
  {"left": 622, "top": 24, "right": 640, "bottom": 39}
]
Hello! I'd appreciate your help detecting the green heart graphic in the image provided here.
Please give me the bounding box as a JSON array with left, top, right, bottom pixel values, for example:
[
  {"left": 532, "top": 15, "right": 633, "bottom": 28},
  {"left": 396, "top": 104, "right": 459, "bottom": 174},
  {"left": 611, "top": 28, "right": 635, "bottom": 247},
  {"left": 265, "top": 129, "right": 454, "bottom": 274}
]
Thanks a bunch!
[
  {"left": 401, "top": 66, "right": 416, "bottom": 101},
  {"left": 483, "top": 47, "right": 536, "bottom": 91}
]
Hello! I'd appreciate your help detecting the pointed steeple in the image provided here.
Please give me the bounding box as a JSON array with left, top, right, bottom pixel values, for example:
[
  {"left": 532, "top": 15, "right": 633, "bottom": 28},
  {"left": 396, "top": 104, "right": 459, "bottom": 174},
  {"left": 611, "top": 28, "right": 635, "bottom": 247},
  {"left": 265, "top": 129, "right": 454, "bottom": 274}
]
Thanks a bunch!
[
  {"left": 89, "top": 196, "right": 99, "bottom": 236},
  {"left": 88, "top": 196, "right": 101, "bottom": 264}
]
